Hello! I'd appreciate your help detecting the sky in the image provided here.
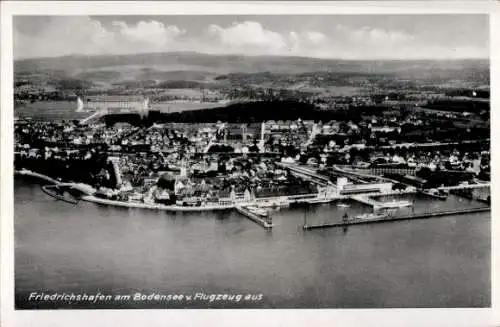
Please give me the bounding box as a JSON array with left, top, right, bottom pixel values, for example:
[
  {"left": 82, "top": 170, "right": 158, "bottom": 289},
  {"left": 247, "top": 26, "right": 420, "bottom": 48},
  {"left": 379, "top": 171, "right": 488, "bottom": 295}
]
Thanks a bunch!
[{"left": 13, "top": 15, "right": 489, "bottom": 60}]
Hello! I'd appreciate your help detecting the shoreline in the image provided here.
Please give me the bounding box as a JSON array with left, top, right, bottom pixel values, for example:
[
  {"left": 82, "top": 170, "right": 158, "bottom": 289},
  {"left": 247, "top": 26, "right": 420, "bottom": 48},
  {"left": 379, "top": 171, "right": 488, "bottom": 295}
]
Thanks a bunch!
[
  {"left": 15, "top": 169, "right": 235, "bottom": 212},
  {"left": 14, "top": 169, "right": 489, "bottom": 216}
]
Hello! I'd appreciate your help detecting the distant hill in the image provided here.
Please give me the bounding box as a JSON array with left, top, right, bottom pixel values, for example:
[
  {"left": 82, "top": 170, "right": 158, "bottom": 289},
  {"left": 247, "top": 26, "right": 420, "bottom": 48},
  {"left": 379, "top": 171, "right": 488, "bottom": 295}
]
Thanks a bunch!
[
  {"left": 14, "top": 52, "right": 490, "bottom": 94},
  {"left": 14, "top": 51, "right": 489, "bottom": 77}
]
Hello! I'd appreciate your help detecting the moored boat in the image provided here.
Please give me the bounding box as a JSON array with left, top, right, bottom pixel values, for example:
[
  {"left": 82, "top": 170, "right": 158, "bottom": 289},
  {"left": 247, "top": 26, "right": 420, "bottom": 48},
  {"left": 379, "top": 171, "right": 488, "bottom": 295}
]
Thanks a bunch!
[
  {"left": 306, "top": 197, "right": 332, "bottom": 204},
  {"left": 235, "top": 205, "right": 273, "bottom": 228},
  {"left": 354, "top": 212, "right": 387, "bottom": 221},
  {"left": 258, "top": 198, "right": 290, "bottom": 208},
  {"left": 246, "top": 206, "right": 269, "bottom": 217},
  {"left": 420, "top": 188, "right": 448, "bottom": 200},
  {"left": 375, "top": 200, "right": 412, "bottom": 209}
]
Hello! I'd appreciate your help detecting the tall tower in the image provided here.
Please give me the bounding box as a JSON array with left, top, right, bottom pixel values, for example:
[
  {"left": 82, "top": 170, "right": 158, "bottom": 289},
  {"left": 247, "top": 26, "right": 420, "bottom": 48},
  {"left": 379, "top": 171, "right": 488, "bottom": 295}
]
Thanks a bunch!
[
  {"left": 261, "top": 121, "right": 265, "bottom": 143},
  {"left": 336, "top": 177, "right": 348, "bottom": 192},
  {"left": 307, "top": 123, "right": 320, "bottom": 145},
  {"left": 76, "top": 97, "right": 84, "bottom": 112},
  {"left": 140, "top": 97, "right": 149, "bottom": 117},
  {"left": 241, "top": 124, "right": 247, "bottom": 144},
  {"left": 180, "top": 159, "right": 188, "bottom": 178},
  {"left": 258, "top": 121, "right": 266, "bottom": 152}
]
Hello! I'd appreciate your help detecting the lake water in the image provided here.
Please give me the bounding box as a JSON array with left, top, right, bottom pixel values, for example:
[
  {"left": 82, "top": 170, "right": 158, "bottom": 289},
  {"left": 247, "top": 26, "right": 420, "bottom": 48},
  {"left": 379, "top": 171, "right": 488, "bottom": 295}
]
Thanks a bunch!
[{"left": 14, "top": 177, "right": 490, "bottom": 309}]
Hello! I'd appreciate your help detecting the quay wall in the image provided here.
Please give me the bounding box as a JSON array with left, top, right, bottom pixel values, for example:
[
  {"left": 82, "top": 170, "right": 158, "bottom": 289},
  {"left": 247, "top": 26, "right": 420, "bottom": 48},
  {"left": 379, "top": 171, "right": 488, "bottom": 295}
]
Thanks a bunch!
[{"left": 81, "top": 195, "right": 235, "bottom": 212}]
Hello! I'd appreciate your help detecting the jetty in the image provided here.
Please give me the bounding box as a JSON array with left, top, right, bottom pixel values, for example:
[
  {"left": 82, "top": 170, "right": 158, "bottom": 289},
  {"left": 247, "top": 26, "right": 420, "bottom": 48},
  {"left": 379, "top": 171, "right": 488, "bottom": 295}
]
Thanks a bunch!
[
  {"left": 235, "top": 206, "right": 273, "bottom": 229},
  {"left": 303, "top": 207, "right": 490, "bottom": 230}
]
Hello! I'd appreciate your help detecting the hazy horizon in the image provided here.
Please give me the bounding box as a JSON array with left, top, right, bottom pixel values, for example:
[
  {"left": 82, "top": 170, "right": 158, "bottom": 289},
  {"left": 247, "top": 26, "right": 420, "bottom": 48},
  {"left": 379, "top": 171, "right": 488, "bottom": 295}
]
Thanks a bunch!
[
  {"left": 14, "top": 15, "right": 489, "bottom": 61},
  {"left": 13, "top": 50, "right": 491, "bottom": 63}
]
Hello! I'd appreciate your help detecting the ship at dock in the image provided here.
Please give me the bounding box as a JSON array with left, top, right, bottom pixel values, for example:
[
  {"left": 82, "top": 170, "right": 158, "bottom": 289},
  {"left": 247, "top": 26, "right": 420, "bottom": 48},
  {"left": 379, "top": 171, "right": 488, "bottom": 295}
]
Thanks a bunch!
[
  {"left": 245, "top": 206, "right": 270, "bottom": 218},
  {"left": 354, "top": 212, "right": 388, "bottom": 221},
  {"left": 374, "top": 199, "right": 413, "bottom": 210},
  {"left": 420, "top": 188, "right": 448, "bottom": 200},
  {"left": 235, "top": 205, "right": 273, "bottom": 228},
  {"left": 306, "top": 197, "right": 332, "bottom": 204},
  {"left": 257, "top": 197, "right": 290, "bottom": 208}
]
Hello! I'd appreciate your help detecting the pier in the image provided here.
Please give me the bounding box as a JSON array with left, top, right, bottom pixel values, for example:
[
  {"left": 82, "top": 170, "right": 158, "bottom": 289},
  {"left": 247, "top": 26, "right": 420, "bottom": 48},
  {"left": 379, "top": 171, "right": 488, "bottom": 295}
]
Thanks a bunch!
[
  {"left": 235, "top": 206, "right": 273, "bottom": 229},
  {"left": 303, "top": 207, "right": 490, "bottom": 230}
]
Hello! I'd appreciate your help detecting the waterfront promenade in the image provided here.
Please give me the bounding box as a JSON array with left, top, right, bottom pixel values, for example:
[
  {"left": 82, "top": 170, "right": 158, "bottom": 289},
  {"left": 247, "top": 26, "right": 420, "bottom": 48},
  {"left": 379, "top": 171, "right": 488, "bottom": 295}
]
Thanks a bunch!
[{"left": 80, "top": 195, "right": 235, "bottom": 211}]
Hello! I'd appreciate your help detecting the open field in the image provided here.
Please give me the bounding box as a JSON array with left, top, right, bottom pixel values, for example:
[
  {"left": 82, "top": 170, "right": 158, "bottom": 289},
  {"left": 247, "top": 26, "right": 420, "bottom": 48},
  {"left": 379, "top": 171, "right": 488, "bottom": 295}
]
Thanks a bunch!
[
  {"left": 14, "top": 100, "right": 228, "bottom": 119},
  {"left": 151, "top": 101, "right": 224, "bottom": 112},
  {"left": 15, "top": 101, "right": 88, "bottom": 120}
]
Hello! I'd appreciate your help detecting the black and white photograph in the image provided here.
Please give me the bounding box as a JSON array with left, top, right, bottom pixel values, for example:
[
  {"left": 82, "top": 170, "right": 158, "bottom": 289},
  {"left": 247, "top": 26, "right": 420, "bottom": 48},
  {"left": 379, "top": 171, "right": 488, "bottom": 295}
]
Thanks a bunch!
[{"left": 1, "top": 1, "right": 496, "bottom": 324}]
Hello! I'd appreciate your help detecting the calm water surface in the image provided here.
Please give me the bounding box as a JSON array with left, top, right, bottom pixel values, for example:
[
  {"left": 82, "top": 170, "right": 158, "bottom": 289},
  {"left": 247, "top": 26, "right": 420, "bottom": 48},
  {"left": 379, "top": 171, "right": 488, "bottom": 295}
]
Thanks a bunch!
[{"left": 15, "top": 178, "right": 490, "bottom": 309}]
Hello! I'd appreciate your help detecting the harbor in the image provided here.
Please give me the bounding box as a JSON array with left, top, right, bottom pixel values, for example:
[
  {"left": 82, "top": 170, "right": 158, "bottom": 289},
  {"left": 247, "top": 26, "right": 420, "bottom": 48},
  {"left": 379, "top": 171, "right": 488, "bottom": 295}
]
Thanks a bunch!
[
  {"left": 14, "top": 178, "right": 491, "bottom": 308},
  {"left": 15, "top": 169, "right": 490, "bottom": 232}
]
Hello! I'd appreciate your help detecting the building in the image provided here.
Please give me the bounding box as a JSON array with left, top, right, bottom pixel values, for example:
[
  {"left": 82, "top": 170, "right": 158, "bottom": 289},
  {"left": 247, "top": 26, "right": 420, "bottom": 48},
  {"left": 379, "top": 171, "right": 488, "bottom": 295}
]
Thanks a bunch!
[
  {"left": 83, "top": 95, "right": 150, "bottom": 114},
  {"left": 336, "top": 177, "right": 392, "bottom": 195}
]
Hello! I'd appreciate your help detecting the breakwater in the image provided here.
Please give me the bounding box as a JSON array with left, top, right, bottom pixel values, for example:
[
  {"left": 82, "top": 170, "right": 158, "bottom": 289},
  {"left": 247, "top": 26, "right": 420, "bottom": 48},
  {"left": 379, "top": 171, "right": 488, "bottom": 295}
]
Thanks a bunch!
[
  {"left": 15, "top": 169, "right": 60, "bottom": 185},
  {"left": 303, "top": 207, "right": 491, "bottom": 230}
]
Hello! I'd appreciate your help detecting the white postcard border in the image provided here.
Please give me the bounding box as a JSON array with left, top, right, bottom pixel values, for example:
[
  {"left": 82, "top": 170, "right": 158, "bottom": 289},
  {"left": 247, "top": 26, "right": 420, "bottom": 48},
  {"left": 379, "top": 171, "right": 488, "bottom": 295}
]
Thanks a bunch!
[{"left": 1, "top": 1, "right": 498, "bottom": 327}]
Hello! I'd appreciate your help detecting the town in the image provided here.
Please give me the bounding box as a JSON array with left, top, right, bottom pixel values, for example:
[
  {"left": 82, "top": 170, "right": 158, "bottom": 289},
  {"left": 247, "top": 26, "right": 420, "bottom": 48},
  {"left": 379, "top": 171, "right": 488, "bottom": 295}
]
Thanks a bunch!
[{"left": 14, "top": 86, "right": 491, "bottom": 228}]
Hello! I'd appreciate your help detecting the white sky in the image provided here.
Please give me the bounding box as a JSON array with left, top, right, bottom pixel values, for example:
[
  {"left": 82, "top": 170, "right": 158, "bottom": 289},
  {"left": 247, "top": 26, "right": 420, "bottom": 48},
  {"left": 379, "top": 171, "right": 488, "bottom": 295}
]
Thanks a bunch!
[{"left": 13, "top": 15, "right": 489, "bottom": 60}]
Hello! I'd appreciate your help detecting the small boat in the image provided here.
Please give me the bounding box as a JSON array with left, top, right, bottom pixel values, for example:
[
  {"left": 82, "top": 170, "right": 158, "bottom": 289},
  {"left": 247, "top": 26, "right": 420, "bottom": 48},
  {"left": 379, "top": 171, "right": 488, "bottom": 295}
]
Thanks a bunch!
[
  {"left": 258, "top": 198, "right": 290, "bottom": 208},
  {"left": 354, "top": 212, "right": 387, "bottom": 221},
  {"left": 246, "top": 206, "right": 269, "bottom": 218},
  {"left": 257, "top": 201, "right": 275, "bottom": 208},
  {"left": 337, "top": 202, "right": 350, "bottom": 208},
  {"left": 420, "top": 188, "right": 448, "bottom": 200},
  {"left": 306, "top": 197, "right": 331, "bottom": 204},
  {"left": 375, "top": 200, "right": 412, "bottom": 209}
]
